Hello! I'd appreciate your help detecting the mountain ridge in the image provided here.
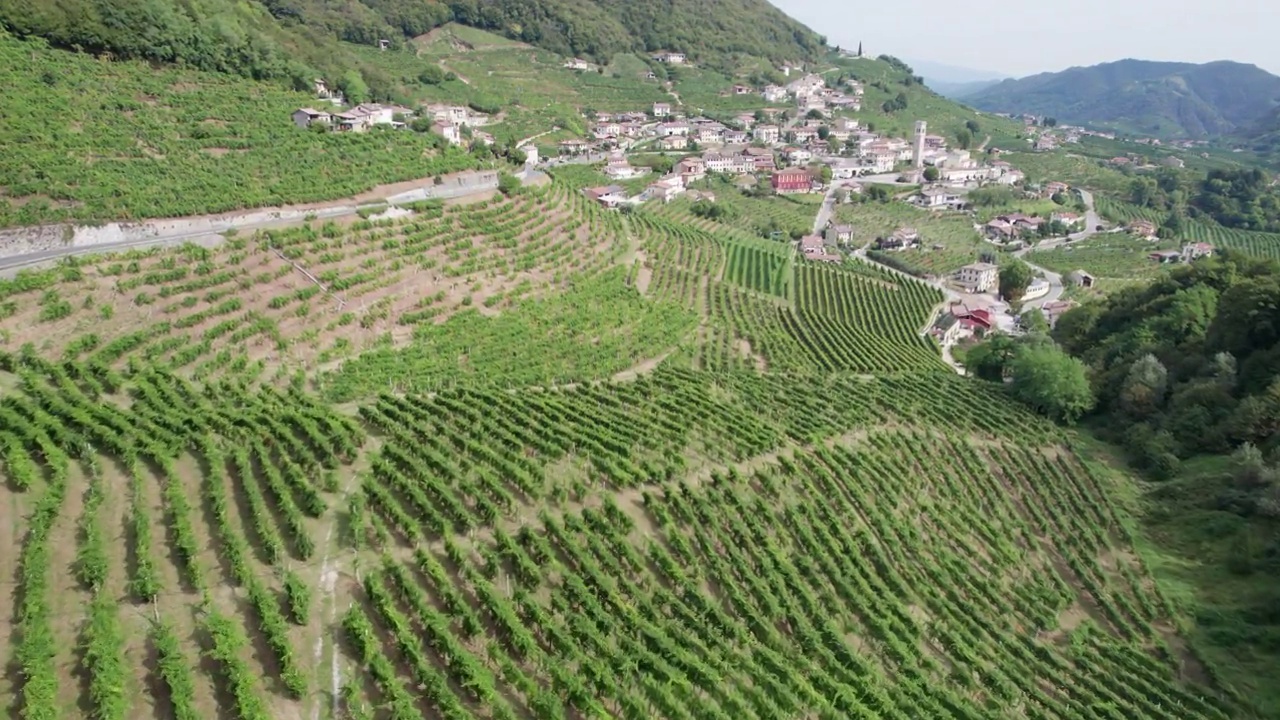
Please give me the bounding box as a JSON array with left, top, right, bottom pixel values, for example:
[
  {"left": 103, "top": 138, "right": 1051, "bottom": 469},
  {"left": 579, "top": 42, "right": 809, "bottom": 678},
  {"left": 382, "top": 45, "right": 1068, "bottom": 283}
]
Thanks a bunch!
[
  {"left": 963, "top": 58, "right": 1280, "bottom": 139},
  {"left": 0, "top": 0, "right": 826, "bottom": 89}
]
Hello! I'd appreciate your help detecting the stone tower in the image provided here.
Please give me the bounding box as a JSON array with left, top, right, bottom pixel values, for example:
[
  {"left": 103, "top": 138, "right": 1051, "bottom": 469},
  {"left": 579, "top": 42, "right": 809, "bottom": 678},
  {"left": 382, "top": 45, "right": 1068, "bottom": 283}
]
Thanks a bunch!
[{"left": 913, "top": 120, "right": 927, "bottom": 169}]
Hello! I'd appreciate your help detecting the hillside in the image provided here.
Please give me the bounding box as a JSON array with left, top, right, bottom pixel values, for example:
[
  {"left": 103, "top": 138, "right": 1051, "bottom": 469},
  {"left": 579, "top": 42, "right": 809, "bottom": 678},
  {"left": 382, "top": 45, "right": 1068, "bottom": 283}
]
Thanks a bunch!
[
  {"left": 0, "top": 0, "right": 825, "bottom": 85},
  {"left": 0, "top": 170, "right": 1263, "bottom": 720},
  {"left": 965, "top": 59, "right": 1280, "bottom": 138}
]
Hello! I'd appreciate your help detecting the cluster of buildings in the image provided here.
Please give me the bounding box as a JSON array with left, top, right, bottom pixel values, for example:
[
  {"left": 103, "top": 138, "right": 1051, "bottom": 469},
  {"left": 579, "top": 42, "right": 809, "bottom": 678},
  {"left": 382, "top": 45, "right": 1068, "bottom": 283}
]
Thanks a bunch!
[
  {"left": 290, "top": 98, "right": 492, "bottom": 147},
  {"left": 1150, "top": 242, "right": 1215, "bottom": 264},
  {"left": 929, "top": 301, "right": 996, "bottom": 345}
]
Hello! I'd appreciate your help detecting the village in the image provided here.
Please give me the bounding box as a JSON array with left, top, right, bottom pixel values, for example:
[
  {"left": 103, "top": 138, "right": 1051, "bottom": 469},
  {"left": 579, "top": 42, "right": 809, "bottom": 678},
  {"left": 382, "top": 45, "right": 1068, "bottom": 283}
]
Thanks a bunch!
[{"left": 286, "top": 67, "right": 1220, "bottom": 361}]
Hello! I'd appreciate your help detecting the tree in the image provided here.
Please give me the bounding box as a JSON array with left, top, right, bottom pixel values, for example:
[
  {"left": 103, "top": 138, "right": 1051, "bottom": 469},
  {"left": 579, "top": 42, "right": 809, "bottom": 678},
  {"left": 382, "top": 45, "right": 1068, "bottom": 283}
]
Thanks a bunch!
[
  {"left": 1119, "top": 354, "right": 1168, "bottom": 419},
  {"left": 999, "top": 261, "right": 1035, "bottom": 304},
  {"left": 1020, "top": 309, "right": 1049, "bottom": 335},
  {"left": 497, "top": 173, "right": 521, "bottom": 196},
  {"left": 922, "top": 166, "right": 939, "bottom": 182},
  {"left": 817, "top": 126, "right": 830, "bottom": 140},
  {"left": 754, "top": 109, "right": 767, "bottom": 123},
  {"left": 819, "top": 165, "right": 833, "bottom": 184},
  {"left": 806, "top": 109, "right": 824, "bottom": 120},
  {"left": 1009, "top": 345, "right": 1095, "bottom": 422},
  {"left": 338, "top": 70, "right": 369, "bottom": 105},
  {"left": 965, "top": 119, "right": 981, "bottom": 135},
  {"left": 955, "top": 129, "right": 972, "bottom": 150},
  {"left": 1043, "top": 117, "right": 1058, "bottom": 127}
]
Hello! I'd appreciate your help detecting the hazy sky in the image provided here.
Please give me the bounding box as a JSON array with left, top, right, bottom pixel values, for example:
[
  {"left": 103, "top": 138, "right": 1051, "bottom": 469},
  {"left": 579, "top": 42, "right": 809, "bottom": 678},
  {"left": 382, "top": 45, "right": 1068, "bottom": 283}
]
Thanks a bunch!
[{"left": 769, "top": 0, "right": 1280, "bottom": 78}]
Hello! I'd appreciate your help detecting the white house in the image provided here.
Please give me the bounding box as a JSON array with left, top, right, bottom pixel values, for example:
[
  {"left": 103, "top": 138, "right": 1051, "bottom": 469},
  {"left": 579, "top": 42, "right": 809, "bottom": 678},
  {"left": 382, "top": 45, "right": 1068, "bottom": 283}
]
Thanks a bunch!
[
  {"left": 957, "top": 262, "right": 999, "bottom": 293},
  {"left": 911, "top": 187, "right": 963, "bottom": 209},
  {"left": 830, "top": 159, "right": 861, "bottom": 180},
  {"left": 648, "top": 176, "right": 686, "bottom": 202},
  {"left": 698, "top": 124, "right": 727, "bottom": 145},
  {"left": 704, "top": 153, "right": 754, "bottom": 175},
  {"left": 762, "top": 85, "right": 788, "bottom": 103},
  {"left": 564, "top": 58, "right": 591, "bottom": 70},
  {"left": 753, "top": 124, "right": 780, "bottom": 144},
  {"left": 653, "top": 52, "right": 686, "bottom": 64},
  {"left": 656, "top": 121, "right": 690, "bottom": 137},
  {"left": 863, "top": 151, "right": 896, "bottom": 174},
  {"left": 784, "top": 147, "right": 813, "bottom": 166},
  {"left": 652, "top": 102, "right": 672, "bottom": 118},
  {"left": 431, "top": 122, "right": 461, "bottom": 145}
]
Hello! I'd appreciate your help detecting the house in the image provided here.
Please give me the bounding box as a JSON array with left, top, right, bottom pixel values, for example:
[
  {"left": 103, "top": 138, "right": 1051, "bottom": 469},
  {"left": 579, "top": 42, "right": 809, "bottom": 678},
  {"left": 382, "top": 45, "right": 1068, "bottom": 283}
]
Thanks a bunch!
[
  {"left": 792, "top": 127, "right": 819, "bottom": 144},
  {"left": 724, "top": 129, "right": 749, "bottom": 144},
  {"left": 1182, "top": 242, "right": 1215, "bottom": 260},
  {"left": 985, "top": 218, "right": 1015, "bottom": 241},
  {"left": 748, "top": 152, "right": 777, "bottom": 172},
  {"left": 675, "top": 157, "right": 706, "bottom": 184},
  {"left": 292, "top": 108, "right": 332, "bottom": 129},
  {"left": 564, "top": 58, "right": 591, "bottom": 70},
  {"left": 1052, "top": 211, "right": 1083, "bottom": 228},
  {"left": 911, "top": 187, "right": 962, "bottom": 210},
  {"left": 784, "top": 147, "right": 813, "bottom": 166},
  {"left": 431, "top": 122, "right": 461, "bottom": 145},
  {"left": 558, "top": 139, "right": 592, "bottom": 155},
  {"left": 762, "top": 85, "right": 788, "bottom": 103},
  {"left": 332, "top": 109, "right": 374, "bottom": 132},
  {"left": 604, "top": 157, "right": 642, "bottom": 180},
  {"left": 1162, "top": 156, "right": 1186, "bottom": 168},
  {"left": 697, "top": 125, "right": 725, "bottom": 145},
  {"left": 1066, "top": 270, "right": 1096, "bottom": 288},
  {"left": 1110, "top": 156, "right": 1132, "bottom": 166},
  {"left": 471, "top": 131, "right": 495, "bottom": 146},
  {"left": 957, "top": 262, "right": 999, "bottom": 293},
  {"left": 423, "top": 104, "right": 477, "bottom": 127},
  {"left": 733, "top": 85, "right": 753, "bottom": 95},
  {"left": 1043, "top": 181, "right": 1070, "bottom": 197},
  {"left": 653, "top": 51, "right": 686, "bottom": 64},
  {"left": 753, "top": 124, "right": 781, "bottom": 144},
  {"left": 1150, "top": 250, "right": 1182, "bottom": 264},
  {"left": 657, "top": 121, "right": 690, "bottom": 137},
  {"left": 787, "top": 73, "right": 826, "bottom": 97},
  {"left": 704, "top": 153, "right": 754, "bottom": 175},
  {"left": 772, "top": 168, "right": 812, "bottom": 194},
  {"left": 648, "top": 176, "right": 685, "bottom": 203},
  {"left": 584, "top": 185, "right": 628, "bottom": 209},
  {"left": 862, "top": 150, "right": 897, "bottom": 174},
  {"left": 657, "top": 135, "right": 689, "bottom": 150},
  {"left": 313, "top": 79, "right": 333, "bottom": 99},
  {"left": 830, "top": 159, "right": 861, "bottom": 180},
  {"left": 1040, "top": 300, "right": 1079, "bottom": 328},
  {"left": 825, "top": 224, "right": 854, "bottom": 244},
  {"left": 950, "top": 302, "right": 994, "bottom": 333},
  {"left": 929, "top": 313, "right": 962, "bottom": 345},
  {"left": 653, "top": 102, "right": 672, "bottom": 118},
  {"left": 876, "top": 227, "right": 919, "bottom": 251},
  {"left": 1128, "top": 219, "right": 1158, "bottom": 238},
  {"left": 799, "top": 234, "right": 841, "bottom": 262}
]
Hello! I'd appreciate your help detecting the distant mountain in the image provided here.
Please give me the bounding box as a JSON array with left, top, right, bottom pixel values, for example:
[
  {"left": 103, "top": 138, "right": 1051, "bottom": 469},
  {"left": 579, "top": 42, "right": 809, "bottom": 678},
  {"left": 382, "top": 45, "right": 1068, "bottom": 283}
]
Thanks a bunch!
[
  {"left": 963, "top": 59, "right": 1280, "bottom": 138},
  {"left": 904, "top": 58, "right": 1007, "bottom": 98},
  {"left": 929, "top": 78, "right": 1003, "bottom": 99}
]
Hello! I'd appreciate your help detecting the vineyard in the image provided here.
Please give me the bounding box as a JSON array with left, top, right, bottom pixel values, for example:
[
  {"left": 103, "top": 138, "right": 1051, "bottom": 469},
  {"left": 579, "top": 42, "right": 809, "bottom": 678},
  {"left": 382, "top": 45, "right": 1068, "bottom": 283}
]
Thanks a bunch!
[
  {"left": 0, "top": 32, "right": 482, "bottom": 226},
  {"left": 0, "top": 164, "right": 1256, "bottom": 719},
  {"left": 1095, "top": 197, "right": 1280, "bottom": 261}
]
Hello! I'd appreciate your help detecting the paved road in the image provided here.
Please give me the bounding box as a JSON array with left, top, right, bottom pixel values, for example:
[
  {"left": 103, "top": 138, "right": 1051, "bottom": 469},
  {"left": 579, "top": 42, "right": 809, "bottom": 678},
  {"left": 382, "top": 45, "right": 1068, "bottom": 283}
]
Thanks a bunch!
[
  {"left": 0, "top": 169, "right": 529, "bottom": 277},
  {"left": 1008, "top": 187, "right": 1104, "bottom": 309}
]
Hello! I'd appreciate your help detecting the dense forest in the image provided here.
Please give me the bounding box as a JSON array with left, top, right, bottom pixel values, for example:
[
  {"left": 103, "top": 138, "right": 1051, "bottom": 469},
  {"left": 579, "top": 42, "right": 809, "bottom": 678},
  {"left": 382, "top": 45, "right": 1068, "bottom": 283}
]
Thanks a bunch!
[
  {"left": 1052, "top": 252, "right": 1279, "bottom": 477},
  {"left": 0, "top": 0, "right": 825, "bottom": 88},
  {"left": 1126, "top": 166, "right": 1280, "bottom": 233}
]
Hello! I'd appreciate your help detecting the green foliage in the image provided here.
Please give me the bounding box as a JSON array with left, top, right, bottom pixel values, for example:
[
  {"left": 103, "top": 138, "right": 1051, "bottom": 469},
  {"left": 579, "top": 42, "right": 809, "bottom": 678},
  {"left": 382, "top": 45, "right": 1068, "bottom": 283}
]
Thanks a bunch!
[
  {"left": 1008, "top": 343, "right": 1095, "bottom": 423},
  {"left": 0, "top": 32, "right": 481, "bottom": 226},
  {"left": 1055, "top": 251, "right": 1280, "bottom": 463},
  {"left": 999, "top": 260, "right": 1035, "bottom": 304}
]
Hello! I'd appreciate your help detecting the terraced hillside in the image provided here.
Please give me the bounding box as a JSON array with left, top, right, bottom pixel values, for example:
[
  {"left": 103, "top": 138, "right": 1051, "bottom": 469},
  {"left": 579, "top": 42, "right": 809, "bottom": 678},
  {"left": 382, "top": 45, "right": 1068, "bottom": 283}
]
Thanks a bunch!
[{"left": 0, "top": 175, "right": 1254, "bottom": 720}]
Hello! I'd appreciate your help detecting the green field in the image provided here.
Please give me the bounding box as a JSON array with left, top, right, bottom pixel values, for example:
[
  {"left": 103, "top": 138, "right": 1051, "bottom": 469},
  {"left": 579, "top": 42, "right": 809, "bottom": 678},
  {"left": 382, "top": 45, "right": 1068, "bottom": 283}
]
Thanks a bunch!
[
  {"left": 1027, "top": 234, "right": 1180, "bottom": 281},
  {"left": 1096, "top": 197, "right": 1280, "bottom": 261},
  {"left": 1, "top": 37, "right": 1274, "bottom": 720}
]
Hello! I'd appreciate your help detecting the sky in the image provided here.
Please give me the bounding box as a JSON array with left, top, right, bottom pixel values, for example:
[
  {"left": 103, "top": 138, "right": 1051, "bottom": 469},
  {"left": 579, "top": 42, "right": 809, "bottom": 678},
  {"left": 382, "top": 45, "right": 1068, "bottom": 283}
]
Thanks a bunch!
[{"left": 769, "top": 0, "right": 1280, "bottom": 79}]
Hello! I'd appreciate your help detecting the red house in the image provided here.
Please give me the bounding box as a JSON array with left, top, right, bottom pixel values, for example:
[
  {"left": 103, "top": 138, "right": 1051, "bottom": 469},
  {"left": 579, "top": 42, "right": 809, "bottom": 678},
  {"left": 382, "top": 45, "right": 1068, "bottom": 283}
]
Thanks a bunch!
[{"left": 772, "top": 168, "right": 811, "bottom": 194}]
